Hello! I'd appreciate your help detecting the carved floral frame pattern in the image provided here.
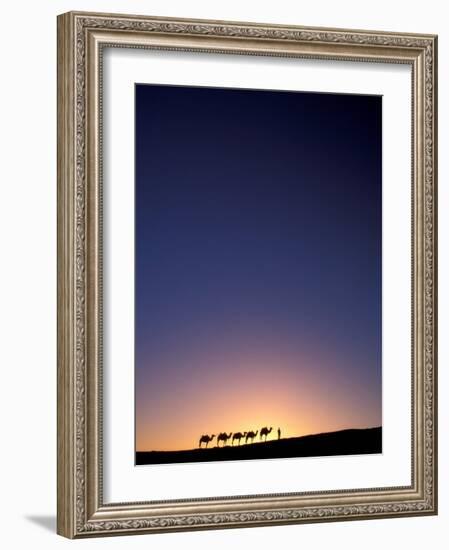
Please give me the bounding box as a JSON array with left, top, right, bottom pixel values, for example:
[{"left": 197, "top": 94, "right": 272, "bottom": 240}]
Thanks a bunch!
[{"left": 57, "top": 11, "right": 437, "bottom": 538}]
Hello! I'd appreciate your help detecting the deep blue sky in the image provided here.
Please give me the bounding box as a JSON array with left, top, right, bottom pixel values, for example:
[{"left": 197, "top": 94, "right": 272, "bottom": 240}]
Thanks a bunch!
[{"left": 134, "top": 84, "right": 382, "bottom": 451}]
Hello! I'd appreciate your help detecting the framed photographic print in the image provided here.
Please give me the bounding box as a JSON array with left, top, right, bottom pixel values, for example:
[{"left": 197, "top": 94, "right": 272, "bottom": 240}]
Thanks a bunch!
[{"left": 57, "top": 11, "right": 438, "bottom": 538}]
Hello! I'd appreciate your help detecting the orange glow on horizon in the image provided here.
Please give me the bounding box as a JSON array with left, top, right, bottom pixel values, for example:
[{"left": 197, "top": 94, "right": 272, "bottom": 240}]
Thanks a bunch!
[{"left": 136, "top": 352, "right": 381, "bottom": 452}]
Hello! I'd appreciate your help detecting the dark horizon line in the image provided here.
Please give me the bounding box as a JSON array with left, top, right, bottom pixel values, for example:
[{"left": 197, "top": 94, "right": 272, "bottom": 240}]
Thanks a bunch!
[{"left": 137, "top": 424, "right": 382, "bottom": 454}]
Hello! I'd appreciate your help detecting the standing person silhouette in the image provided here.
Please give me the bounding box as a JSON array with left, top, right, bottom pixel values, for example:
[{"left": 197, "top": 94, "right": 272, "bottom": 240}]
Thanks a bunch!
[{"left": 277, "top": 427, "right": 281, "bottom": 440}]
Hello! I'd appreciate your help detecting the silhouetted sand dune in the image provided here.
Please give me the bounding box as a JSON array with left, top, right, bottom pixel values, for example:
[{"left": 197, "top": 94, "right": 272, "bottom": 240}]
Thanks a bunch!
[{"left": 136, "top": 426, "right": 382, "bottom": 465}]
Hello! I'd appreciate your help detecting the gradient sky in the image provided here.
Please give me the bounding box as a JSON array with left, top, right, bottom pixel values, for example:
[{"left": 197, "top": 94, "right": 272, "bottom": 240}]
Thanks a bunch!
[{"left": 135, "top": 84, "right": 382, "bottom": 452}]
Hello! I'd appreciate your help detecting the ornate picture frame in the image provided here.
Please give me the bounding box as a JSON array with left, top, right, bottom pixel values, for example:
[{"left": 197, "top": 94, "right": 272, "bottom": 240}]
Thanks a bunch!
[{"left": 57, "top": 11, "right": 437, "bottom": 538}]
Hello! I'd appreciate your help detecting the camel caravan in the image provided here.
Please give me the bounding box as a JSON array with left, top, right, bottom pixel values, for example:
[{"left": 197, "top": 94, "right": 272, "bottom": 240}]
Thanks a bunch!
[{"left": 198, "top": 426, "right": 281, "bottom": 448}]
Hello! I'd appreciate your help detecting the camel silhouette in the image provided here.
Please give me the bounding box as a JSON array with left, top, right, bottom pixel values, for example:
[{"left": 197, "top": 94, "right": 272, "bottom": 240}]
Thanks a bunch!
[
  {"left": 232, "top": 432, "right": 247, "bottom": 445},
  {"left": 260, "top": 427, "right": 273, "bottom": 441},
  {"left": 245, "top": 430, "right": 258, "bottom": 444},
  {"left": 198, "top": 434, "right": 215, "bottom": 448},
  {"left": 217, "top": 432, "right": 232, "bottom": 447}
]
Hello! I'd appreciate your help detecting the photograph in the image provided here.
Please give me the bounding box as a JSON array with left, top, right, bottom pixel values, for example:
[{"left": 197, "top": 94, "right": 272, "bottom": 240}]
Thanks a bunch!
[
  {"left": 0, "top": 0, "right": 444, "bottom": 545},
  {"left": 134, "top": 84, "right": 383, "bottom": 466},
  {"left": 55, "top": 10, "right": 437, "bottom": 538}
]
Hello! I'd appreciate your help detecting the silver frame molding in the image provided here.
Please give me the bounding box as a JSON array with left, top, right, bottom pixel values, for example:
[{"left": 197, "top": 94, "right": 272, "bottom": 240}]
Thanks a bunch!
[{"left": 57, "top": 11, "right": 438, "bottom": 538}]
